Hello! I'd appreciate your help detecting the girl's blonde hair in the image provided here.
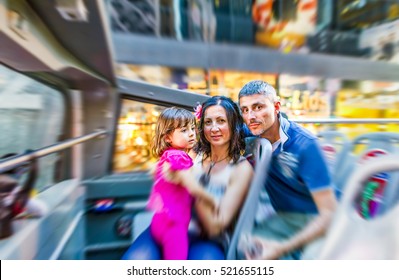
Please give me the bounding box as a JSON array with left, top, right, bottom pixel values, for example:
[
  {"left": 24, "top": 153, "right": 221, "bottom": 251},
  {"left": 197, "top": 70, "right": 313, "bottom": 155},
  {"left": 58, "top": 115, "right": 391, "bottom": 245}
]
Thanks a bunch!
[{"left": 151, "top": 107, "right": 196, "bottom": 158}]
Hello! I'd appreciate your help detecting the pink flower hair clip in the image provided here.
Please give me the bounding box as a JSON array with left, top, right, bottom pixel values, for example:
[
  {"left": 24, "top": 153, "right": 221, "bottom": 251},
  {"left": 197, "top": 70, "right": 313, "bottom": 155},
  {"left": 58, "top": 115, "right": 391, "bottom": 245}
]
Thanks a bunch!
[{"left": 194, "top": 102, "right": 203, "bottom": 120}]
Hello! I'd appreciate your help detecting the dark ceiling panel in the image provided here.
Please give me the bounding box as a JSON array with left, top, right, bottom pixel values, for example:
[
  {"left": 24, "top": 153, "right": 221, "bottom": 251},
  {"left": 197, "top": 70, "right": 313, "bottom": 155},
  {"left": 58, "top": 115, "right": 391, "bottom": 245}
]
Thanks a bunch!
[
  {"left": 117, "top": 77, "right": 208, "bottom": 110},
  {"left": 27, "top": 0, "right": 115, "bottom": 85}
]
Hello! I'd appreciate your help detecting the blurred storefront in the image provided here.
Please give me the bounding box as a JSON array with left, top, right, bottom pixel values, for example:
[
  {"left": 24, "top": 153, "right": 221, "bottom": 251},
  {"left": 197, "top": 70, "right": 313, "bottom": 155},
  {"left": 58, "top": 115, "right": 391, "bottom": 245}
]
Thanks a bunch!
[
  {"left": 279, "top": 74, "right": 399, "bottom": 137},
  {"left": 335, "top": 80, "right": 399, "bottom": 138},
  {"left": 110, "top": 0, "right": 399, "bottom": 60},
  {"left": 208, "top": 70, "right": 276, "bottom": 101},
  {"left": 279, "top": 74, "right": 331, "bottom": 118},
  {"left": 113, "top": 99, "right": 166, "bottom": 173},
  {"left": 253, "top": 0, "right": 318, "bottom": 52},
  {"left": 278, "top": 74, "right": 332, "bottom": 134}
]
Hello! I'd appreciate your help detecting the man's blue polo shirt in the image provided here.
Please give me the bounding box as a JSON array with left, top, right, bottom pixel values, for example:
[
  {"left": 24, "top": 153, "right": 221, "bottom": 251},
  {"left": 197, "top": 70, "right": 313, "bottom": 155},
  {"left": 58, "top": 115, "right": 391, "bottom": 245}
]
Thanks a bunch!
[{"left": 266, "top": 115, "right": 333, "bottom": 214}]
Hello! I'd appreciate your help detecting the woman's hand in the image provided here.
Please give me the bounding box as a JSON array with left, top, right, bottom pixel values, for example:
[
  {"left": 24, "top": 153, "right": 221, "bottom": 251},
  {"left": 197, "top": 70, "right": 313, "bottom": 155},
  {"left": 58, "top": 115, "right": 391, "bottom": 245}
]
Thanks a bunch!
[
  {"left": 197, "top": 193, "right": 217, "bottom": 213},
  {"left": 195, "top": 159, "right": 253, "bottom": 237}
]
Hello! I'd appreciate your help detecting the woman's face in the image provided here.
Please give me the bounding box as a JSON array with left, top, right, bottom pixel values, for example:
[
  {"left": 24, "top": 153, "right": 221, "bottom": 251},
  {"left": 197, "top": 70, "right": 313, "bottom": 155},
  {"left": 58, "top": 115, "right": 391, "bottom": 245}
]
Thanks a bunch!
[{"left": 203, "top": 105, "right": 231, "bottom": 148}]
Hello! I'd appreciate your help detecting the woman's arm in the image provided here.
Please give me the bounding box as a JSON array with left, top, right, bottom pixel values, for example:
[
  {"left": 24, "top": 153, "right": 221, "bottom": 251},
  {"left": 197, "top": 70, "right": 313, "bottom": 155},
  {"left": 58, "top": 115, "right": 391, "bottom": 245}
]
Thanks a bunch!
[
  {"left": 163, "top": 158, "right": 253, "bottom": 236},
  {"left": 179, "top": 171, "right": 216, "bottom": 209},
  {"left": 163, "top": 162, "right": 216, "bottom": 209},
  {"left": 194, "top": 160, "right": 254, "bottom": 237}
]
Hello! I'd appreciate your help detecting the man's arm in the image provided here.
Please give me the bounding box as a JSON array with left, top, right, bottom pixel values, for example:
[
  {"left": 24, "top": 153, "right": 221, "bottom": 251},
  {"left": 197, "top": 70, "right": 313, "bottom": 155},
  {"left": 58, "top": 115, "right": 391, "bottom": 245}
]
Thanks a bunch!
[
  {"left": 247, "top": 138, "right": 337, "bottom": 260},
  {"left": 279, "top": 188, "right": 336, "bottom": 256}
]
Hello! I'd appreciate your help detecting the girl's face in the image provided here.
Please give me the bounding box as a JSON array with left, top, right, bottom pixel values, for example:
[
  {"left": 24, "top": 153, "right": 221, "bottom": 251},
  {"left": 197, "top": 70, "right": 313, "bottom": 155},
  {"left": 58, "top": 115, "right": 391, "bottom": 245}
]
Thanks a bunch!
[
  {"left": 166, "top": 122, "right": 196, "bottom": 151},
  {"left": 203, "top": 105, "right": 231, "bottom": 148}
]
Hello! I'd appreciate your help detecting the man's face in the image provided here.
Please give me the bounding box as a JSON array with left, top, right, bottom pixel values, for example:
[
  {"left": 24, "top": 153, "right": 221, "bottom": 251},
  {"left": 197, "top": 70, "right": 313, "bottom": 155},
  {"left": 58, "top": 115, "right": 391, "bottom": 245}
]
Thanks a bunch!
[{"left": 239, "top": 94, "right": 280, "bottom": 138}]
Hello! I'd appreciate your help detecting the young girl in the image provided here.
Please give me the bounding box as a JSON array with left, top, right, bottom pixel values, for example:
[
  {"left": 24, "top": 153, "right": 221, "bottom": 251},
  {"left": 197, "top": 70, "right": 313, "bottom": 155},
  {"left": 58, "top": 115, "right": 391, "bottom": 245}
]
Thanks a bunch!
[{"left": 147, "top": 107, "right": 216, "bottom": 260}]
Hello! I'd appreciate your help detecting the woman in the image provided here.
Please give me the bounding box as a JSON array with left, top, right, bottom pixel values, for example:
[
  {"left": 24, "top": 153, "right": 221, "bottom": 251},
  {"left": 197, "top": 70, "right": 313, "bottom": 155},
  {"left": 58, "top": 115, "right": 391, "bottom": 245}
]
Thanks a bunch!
[{"left": 122, "top": 96, "right": 253, "bottom": 260}]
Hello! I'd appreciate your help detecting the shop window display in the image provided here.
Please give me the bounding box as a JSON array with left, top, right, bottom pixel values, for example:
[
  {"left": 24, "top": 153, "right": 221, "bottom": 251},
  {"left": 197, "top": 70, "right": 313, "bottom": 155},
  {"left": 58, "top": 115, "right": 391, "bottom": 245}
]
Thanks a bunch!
[
  {"left": 116, "top": 64, "right": 207, "bottom": 92},
  {"left": 359, "top": 19, "right": 399, "bottom": 63},
  {"left": 336, "top": 0, "right": 399, "bottom": 31},
  {"left": 109, "top": 0, "right": 161, "bottom": 36},
  {"left": 253, "top": 0, "right": 318, "bottom": 51},
  {"left": 279, "top": 74, "right": 331, "bottom": 119},
  {"left": 209, "top": 69, "right": 276, "bottom": 101},
  {"left": 335, "top": 80, "right": 399, "bottom": 138},
  {"left": 113, "top": 100, "right": 166, "bottom": 173},
  {"left": 279, "top": 75, "right": 399, "bottom": 138}
]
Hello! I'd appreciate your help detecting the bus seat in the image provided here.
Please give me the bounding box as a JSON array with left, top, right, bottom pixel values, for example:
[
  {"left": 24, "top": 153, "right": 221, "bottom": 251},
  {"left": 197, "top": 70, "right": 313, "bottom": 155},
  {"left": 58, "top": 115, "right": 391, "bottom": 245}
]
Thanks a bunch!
[
  {"left": 226, "top": 137, "right": 272, "bottom": 260},
  {"left": 317, "top": 131, "right": 350, "bottom": 178},
  {"left": 0, "top": 179, "right": 84, "bottom": 259},
  {"left": 132, "top": 211, "right": 154, "bottom": 240},
  {"left": 334, "top": 132, "right": 399, "bottom": 198},
  {"left": 316, "top": 155, "right": 399, "bottom": 259}
]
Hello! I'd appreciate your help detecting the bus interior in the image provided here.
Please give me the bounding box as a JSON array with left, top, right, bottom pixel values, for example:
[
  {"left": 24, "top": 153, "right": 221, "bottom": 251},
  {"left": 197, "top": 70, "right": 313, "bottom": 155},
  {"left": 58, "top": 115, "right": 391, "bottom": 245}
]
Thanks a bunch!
[{"left": 1, "top": 0, "right": 399, "bottom": 260}]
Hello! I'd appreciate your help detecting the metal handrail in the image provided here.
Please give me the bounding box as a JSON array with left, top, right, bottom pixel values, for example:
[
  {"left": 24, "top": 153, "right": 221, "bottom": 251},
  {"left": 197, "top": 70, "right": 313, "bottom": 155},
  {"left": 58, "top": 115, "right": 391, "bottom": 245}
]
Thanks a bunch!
[
  {"left": 0, "top": 130, "right": 107, "bottom": 173},
  {"left": 291, "top": 118, "right": 399, "bottom": 124}
]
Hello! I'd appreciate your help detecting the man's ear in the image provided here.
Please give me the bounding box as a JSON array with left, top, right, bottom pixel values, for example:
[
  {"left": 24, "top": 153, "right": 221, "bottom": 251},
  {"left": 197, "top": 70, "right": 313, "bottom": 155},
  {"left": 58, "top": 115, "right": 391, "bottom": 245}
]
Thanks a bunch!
[{"left": 274, "top": 101, "right": 281, "bottom": 113}]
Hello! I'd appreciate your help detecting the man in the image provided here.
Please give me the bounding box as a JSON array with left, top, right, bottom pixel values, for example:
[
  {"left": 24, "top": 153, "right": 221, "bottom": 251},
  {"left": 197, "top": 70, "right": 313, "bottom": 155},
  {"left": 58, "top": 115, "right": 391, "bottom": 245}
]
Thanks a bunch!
[{"left": 238, "top": 80, "right": 337, "bottom": 259}]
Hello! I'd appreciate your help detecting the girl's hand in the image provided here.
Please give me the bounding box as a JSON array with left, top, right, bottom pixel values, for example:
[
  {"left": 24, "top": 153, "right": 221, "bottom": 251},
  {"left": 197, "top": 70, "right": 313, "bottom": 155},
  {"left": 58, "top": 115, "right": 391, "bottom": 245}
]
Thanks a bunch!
[
  {"left": 162, "top": 162, "right": 181, "bottom": 184},
  {"left": 147, "top": 163, "right": 157, "bottom": 178}
]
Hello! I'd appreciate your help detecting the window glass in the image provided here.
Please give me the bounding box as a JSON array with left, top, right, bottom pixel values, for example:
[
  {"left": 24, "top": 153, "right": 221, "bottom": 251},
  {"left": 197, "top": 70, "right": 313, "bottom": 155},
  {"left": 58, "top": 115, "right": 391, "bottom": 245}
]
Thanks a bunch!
[
  {"left": 116, "top": 64, "right": 206, "bottom": 92},
  {"left": 0, "top": 64, "right": 65, "bottom": 192},
  {"left": 279, "top": 74, "right": 331, "bottom": 119},
  {"left": 279, "top": 74, "right": 399, "bottom": 137},
  {"left": 113, "top": 99, "right": 166, "bottom": 173},
  {"left": 333, "top": 80, "right": 399, "bottom": 138},
  {"left": 336, "top": 0, "right": 399, "bottom": 31},
  {"left": 209, "top": 69, "right": 277, "bottom": 101}
]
